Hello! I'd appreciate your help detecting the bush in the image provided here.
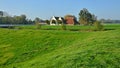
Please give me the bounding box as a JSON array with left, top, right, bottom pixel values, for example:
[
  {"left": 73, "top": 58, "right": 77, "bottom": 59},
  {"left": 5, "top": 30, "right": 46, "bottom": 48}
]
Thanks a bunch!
[
  {"left": 35, "top": 22, "right": 41, "bottom": 29},
  {"left": 94, "top": 21, "right": 104, "bottom": 31},
  {"left": 15, "top": 26, "right": 23, "bottom": 29},
  {"left": 61, "top": 24, "right": 66, "bottom": 30},
  {"left": 8, "top": 26, "right": 15, "bottom": 29}
]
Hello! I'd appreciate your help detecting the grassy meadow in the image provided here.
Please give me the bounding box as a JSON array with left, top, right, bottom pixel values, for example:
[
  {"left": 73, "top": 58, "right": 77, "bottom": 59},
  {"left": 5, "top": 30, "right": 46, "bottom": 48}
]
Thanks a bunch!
[{"left": 0, "top": 24, "right": 120, "bottom": 68}]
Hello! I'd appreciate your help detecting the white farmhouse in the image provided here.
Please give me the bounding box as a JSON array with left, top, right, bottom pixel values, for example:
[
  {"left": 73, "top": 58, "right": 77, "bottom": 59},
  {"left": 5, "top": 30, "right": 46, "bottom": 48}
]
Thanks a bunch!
[{"left": 50, "top": 16, "right": 64, "bottom": 25}]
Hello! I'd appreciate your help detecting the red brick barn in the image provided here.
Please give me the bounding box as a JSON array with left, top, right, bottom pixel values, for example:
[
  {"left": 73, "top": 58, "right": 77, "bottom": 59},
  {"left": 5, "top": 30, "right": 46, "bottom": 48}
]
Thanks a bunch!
[{"left": 64, "top": 15, "right": 78, "bottom": 25}]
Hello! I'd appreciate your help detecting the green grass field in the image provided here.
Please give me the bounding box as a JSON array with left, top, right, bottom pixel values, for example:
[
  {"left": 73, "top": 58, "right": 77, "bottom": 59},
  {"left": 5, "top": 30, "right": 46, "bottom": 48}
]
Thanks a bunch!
[{"left": 0, "top": 24, "right": 120, "bottom": 68}]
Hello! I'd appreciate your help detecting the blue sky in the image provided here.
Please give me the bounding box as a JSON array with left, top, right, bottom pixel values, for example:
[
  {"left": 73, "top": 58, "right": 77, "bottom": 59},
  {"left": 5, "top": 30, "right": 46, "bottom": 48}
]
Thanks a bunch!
[{"left": 0, "top": 0, "right": 120, "bottom": 20}]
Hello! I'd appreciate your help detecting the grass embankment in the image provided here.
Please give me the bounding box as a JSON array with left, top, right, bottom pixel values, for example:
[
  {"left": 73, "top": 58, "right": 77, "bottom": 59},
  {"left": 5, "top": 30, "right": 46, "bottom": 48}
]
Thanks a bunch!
[{"left": 0, "top": 24, "right": 120, "bottom": 68}]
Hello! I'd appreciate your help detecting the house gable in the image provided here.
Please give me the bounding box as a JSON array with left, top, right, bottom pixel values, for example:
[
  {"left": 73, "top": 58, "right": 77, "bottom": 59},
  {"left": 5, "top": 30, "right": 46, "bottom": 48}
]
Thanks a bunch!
[{"left": 50, "top": 16, "right": 64, "bottom": 25}]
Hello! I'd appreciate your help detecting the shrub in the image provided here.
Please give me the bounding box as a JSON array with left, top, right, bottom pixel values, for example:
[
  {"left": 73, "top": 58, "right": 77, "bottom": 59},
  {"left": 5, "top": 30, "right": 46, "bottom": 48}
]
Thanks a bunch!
[
  {"left": 15, "top": 26, "right": 23, "bottom": 29},
  {"left": 8, "top": 26, "right": 15, "bottom": 29},
  {"left": 35, "top": 22, "right": 41, "bottom": 29},
  {"left": 61, "top": 24, "right": 66, "bottom": 30},
  {"left": 94, "top": 21, "right": 104, "bottom": 31}
]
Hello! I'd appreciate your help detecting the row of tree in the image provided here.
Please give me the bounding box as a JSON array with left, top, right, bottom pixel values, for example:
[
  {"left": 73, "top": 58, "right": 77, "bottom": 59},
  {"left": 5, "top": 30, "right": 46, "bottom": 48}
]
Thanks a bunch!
[
  {"left": 99, "top": 19, "right": 120, "bottom": 24},
  {"left": 0, "top": 15, "right": 34, "bottom": 24},
  {"left": 0, "top": 8, "right": 106, "bottom": 25},
  {"left": 1, "top": 8, "right": 96, "bottom": 25}
]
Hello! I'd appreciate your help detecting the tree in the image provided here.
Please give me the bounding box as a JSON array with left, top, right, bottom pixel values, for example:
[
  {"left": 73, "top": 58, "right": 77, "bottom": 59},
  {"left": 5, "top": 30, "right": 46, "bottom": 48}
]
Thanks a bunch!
[
  {"left": 0, "top": 13, "right": 33, "bottom": 24},
  {"left": 14, "top": 16, "right": 22, "bottom": 24},
  {"left": 27, "top": 19, "right": 34, "bottom": 24},
  {"left": 79, "top": 8, "right": 96, "bottom": 25},
  {"left": 0, "top": 11, "right": 3, "bottom": 17},
  {"left": 45, "top": 20, "right": 50, "bottom": 25},
  {"left": 20, "top": 15, "right": 27, "bottom": 24},
  {"left": 34, "top": 17, "right": 41, "bottom": 23},
  {"left": 34, "top": 17, "right": 41, "bottom": 29}
]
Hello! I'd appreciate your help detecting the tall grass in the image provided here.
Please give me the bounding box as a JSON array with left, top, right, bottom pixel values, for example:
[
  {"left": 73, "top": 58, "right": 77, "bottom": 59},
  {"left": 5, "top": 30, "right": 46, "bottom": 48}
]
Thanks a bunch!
[{"left": 0, "top": 24, "right": 120, "bottom": 68}]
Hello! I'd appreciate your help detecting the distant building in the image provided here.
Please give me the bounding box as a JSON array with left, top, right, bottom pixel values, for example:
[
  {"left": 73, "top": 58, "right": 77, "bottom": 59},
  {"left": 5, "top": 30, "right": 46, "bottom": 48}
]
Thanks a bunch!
[
  {"left": 50, "top": 16, "right": 64, "bottom": 25},
  {"left": 50, "top": 15, "right": 78, "bottom": 25},
  {"left": 64, "top": 15, "right": 78, "bottom": 25},
  {"left": 40, "top": 20, "right": 47, "bottom": 25}
]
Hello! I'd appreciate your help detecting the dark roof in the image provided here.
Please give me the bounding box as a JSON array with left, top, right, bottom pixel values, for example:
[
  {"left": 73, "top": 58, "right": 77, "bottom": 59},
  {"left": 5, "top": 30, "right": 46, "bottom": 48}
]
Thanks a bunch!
[{"left": 54, "top": 17, "right": 59, "bottom": 20}]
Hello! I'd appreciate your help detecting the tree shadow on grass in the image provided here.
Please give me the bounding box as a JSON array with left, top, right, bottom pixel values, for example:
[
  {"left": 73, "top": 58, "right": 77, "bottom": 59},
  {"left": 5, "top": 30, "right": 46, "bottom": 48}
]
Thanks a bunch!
[
  {"left": 69, "top": 28, "right": 116, "bottom": 32},
  {"left": 42, "top": 28, "right": 60, "bottom": 30},
  {"left": 104, "top": 29, "right": 115, "bottom": 31}
]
